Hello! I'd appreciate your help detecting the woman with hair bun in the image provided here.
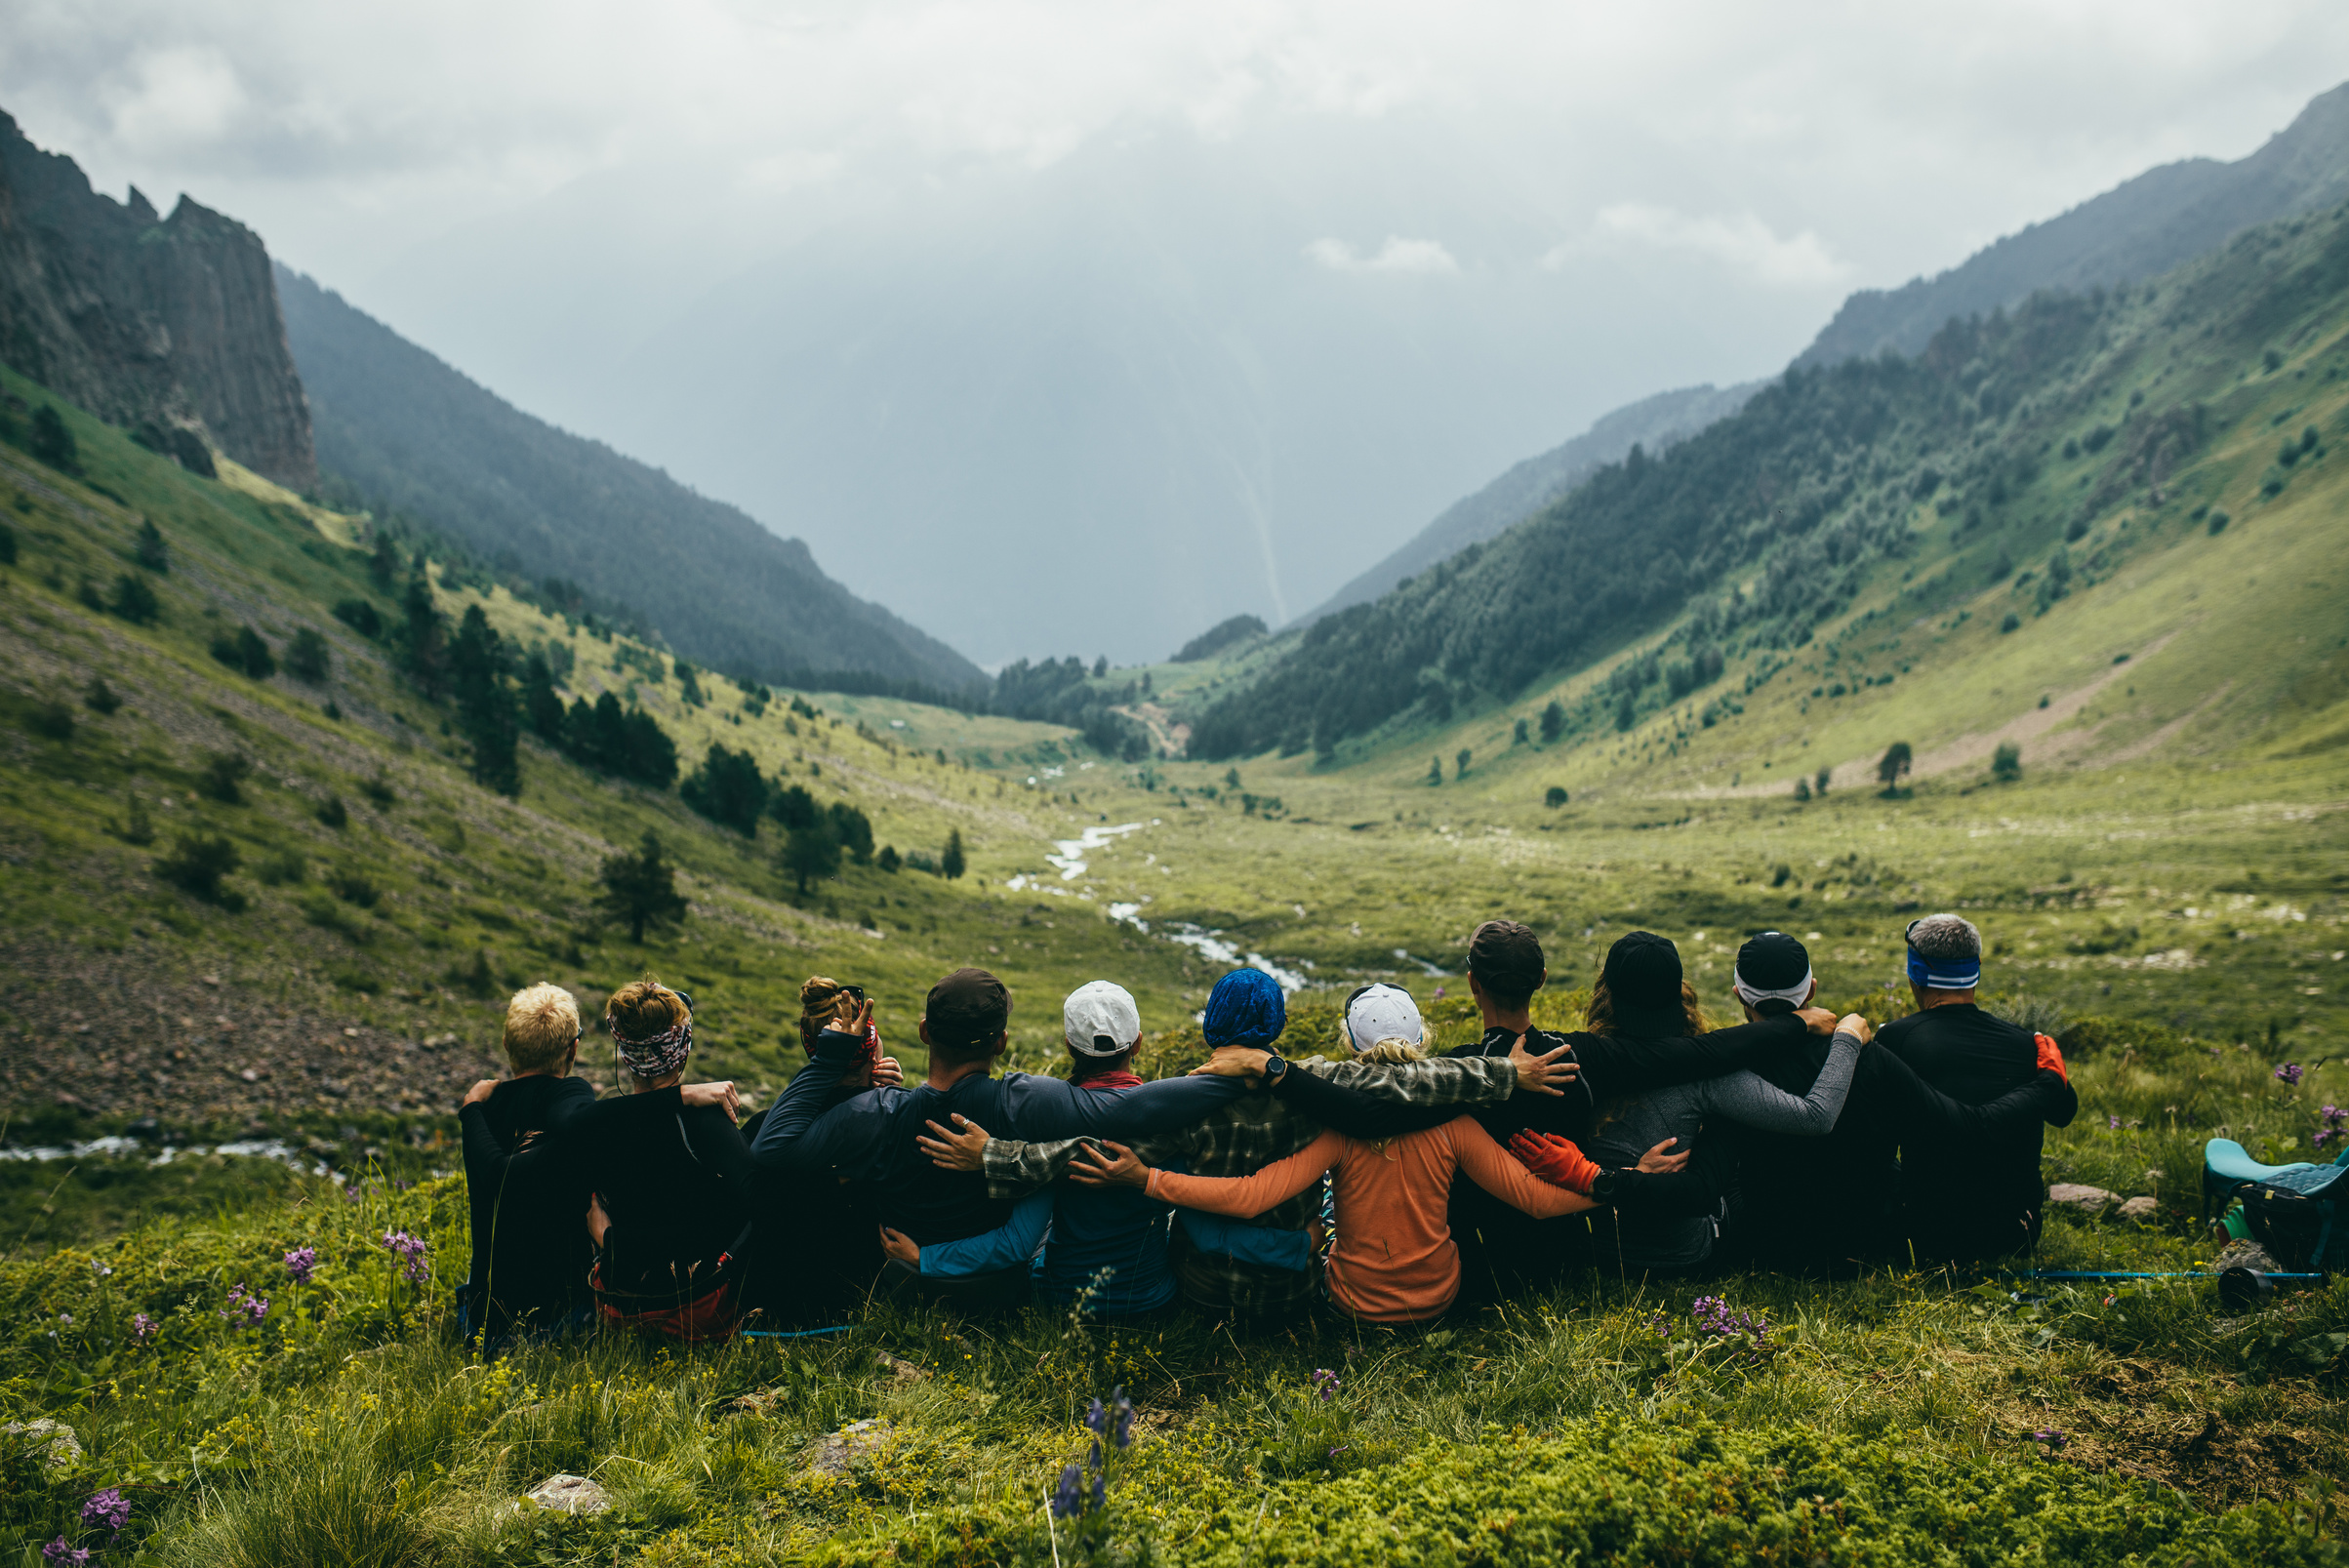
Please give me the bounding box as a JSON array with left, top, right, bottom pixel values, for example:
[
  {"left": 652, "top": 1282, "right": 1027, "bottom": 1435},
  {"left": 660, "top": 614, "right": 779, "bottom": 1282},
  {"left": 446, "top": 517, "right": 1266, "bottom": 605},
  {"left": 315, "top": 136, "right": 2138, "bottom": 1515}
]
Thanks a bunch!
[{"left": 567, "top": 976, "right": 761, "bottom": 1341}]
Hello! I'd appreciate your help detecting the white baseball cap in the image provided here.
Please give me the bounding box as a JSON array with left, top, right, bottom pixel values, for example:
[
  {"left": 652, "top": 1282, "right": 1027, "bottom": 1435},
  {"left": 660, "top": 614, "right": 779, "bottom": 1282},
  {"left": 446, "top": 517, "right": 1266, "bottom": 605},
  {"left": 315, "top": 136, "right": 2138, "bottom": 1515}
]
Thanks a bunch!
[
  {"left": 1344, "top": 984, "right": 1424, "bottom": 1054},
  {"left": 1064, "top": 980, "right": 1142, "bottom": 1057}
]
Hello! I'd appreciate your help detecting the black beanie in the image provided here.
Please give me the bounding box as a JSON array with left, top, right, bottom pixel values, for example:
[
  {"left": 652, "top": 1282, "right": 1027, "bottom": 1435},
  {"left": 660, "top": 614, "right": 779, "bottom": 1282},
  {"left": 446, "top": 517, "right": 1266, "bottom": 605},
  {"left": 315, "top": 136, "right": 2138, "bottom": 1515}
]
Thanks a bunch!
[{"left": 1600, "top": 931, "right": 1683, "bottom": 1012}]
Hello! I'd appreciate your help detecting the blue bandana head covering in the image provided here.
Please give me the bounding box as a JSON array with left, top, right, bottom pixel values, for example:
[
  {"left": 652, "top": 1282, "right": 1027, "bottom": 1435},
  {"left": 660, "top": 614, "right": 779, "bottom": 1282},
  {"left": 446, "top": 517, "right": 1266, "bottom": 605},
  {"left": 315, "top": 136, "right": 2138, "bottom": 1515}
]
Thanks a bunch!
[
  {"left": 1201, "top": 968, "right": 1286, "bottom": 1049},
  {"left": 1905, "top": 920, "right": 1983, "bottom": 990}
]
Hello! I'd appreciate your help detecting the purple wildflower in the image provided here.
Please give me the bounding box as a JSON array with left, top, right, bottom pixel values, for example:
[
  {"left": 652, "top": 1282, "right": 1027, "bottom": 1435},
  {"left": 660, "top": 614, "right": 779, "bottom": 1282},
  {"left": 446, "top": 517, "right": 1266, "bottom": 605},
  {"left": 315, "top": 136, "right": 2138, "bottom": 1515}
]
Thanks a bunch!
[
  {"left": 1689, "top": 1295, "right": 1774, "bottom": 1367},
  {"left": 2107, "top": 1114, "right": 2122, "bottom": 1130},
  {"left": 130, "top": 1312, "right": 156, "bottom": 1344},
  {"left": 1313, "top": 1367, "right": 1341, "bottom": 1403},
  {"left": 2029, "top": 1427, "right": 2068, "bottom": 1451},
  {"left": 82, "top": 1488, "right": 131, "bottom": 1533},
  {"left": 379, "top": 1230, "right": 429, "bottom": 1285},
  {"left": 284, "top": 1246, "right": 317, "bottom": 1284},
  {"left": 1091, "top": 1468, "right": 1107, "bottom": 1512},
  {"left": 41, "top": 1540, "right": 89, "bottom": 1566},
  {"left": 2276, "top": 1063, "right": 2304, "bottom": 1086},
  {"left": 220, "top": 1283, "right": 269, "bottom": 1327},
  {"left": 1049, "top": 1463, "right": 1085, "bottom": 1519}
]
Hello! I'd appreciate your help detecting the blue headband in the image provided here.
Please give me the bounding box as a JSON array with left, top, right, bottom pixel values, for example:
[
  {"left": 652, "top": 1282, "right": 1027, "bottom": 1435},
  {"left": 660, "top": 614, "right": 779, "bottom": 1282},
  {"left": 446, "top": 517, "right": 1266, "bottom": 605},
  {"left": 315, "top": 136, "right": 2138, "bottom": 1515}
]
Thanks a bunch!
[
  {"left": 1907, "top": 948, "right": 1981, "bottom": 990},
  {"left": 1201, "top": 968, "right": 1286, "bottom": 1049}
]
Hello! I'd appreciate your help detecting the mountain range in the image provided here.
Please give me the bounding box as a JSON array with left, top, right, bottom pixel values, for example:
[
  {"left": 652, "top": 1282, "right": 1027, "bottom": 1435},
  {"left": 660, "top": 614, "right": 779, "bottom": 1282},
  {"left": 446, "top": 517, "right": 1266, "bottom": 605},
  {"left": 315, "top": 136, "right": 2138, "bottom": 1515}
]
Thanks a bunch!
[{"left": 1305, "top": 80, "right": 2349, "bottom": 639}]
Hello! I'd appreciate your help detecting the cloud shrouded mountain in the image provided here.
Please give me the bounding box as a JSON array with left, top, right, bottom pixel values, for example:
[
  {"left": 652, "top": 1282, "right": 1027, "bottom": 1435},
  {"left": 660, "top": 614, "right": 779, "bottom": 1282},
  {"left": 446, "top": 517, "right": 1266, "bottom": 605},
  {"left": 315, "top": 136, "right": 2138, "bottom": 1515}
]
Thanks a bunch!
[{"left": 276, "top": 265, "right": 988, "bottom": 695}]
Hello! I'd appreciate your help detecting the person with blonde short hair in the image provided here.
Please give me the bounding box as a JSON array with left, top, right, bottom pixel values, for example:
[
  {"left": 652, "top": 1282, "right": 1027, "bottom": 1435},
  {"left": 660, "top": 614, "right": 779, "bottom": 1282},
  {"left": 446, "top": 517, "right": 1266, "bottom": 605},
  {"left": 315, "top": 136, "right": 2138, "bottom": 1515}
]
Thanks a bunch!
[{"left": 455, "top": 983, "right": 597, "bottom": 1347}]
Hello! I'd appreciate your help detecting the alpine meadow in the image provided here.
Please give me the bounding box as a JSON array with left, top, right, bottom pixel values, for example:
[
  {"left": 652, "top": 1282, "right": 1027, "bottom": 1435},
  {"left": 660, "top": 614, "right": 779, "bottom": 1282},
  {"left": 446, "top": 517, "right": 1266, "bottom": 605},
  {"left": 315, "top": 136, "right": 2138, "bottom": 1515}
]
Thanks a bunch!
[{"left": 3, "top": 53, "right": 2349, "bottom": 1568}]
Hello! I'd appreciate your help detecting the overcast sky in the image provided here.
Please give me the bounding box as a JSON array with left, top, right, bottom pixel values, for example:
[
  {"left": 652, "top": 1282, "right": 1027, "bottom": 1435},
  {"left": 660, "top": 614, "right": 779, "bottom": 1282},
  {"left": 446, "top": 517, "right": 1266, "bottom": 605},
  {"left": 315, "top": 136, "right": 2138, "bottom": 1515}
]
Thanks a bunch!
[{"left": 6, "top": 2, "right": 2347, "bottom": 664}]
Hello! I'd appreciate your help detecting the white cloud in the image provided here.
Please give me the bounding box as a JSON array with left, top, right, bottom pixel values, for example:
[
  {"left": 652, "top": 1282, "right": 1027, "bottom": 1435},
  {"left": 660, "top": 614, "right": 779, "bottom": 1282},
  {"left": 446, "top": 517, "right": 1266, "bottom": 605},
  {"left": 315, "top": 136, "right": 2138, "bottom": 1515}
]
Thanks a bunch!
[
  {"left": 1549, "top": 203, "right": 1852, "bottom": 287},
  {"left": 1304, "top": 235, "right": 1460, "bottom": 275}
]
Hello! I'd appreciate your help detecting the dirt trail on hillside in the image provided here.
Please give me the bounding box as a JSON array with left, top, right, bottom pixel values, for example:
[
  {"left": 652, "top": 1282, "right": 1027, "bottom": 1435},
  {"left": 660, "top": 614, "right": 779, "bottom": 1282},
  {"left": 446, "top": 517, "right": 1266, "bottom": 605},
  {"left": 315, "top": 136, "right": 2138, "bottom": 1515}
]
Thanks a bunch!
[{"left": 1667, "top": 631, "right": 2182, "bottom": 799}]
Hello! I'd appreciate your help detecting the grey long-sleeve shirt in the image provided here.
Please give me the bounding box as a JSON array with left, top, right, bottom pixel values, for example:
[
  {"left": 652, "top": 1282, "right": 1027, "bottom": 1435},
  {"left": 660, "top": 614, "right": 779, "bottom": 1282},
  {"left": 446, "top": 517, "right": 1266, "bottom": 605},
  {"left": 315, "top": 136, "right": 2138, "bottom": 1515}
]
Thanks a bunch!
[{"left": 1586, "top": 1026, "right": 1864, "bottom": 1271}]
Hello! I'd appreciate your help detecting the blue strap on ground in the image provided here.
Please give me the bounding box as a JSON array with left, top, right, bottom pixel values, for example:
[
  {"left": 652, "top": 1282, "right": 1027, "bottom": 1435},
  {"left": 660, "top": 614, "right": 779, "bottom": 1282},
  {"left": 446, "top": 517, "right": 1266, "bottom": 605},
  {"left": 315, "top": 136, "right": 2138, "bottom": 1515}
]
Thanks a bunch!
[{"left": 739, "top": 1324, "right": 859, "bottom": 1339}]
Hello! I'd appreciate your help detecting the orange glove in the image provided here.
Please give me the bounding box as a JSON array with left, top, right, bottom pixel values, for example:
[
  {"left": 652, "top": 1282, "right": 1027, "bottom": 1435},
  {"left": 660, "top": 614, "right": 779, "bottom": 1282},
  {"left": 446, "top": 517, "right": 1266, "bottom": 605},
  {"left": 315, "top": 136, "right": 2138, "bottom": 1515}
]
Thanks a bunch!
[
  {"left": 2034, "top": 1032, "right": 2068, "bottom": 1084},
  {"left": 1506, "top": 1130, "right": 1600, "bottom": 1194}
]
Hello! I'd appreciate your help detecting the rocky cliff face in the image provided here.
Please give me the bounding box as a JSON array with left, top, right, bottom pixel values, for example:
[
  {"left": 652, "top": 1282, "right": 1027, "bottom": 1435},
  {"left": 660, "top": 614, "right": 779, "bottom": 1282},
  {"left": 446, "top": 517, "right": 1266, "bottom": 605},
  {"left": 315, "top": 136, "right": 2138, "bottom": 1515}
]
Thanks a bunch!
[{"left": 0, "top": 109, "right": 313, "bottom": 488}]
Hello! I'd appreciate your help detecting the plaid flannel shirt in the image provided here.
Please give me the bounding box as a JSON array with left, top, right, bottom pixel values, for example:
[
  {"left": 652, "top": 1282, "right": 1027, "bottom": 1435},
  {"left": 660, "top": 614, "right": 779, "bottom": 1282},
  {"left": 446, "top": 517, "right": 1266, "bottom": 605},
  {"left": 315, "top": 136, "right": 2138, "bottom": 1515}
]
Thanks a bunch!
[{"left": 977, "top": 1054, "right": 1517, "bottom": 1317}]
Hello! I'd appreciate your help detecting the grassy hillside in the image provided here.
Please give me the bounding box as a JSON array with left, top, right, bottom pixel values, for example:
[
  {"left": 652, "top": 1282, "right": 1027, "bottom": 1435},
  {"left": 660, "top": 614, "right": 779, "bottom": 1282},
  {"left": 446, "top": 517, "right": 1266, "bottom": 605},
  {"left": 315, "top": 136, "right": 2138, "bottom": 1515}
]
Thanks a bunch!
[
  {"left": 0, "top": 389, "right": 1223, "bottom": 1187},
  {"left": 1191, "top": 200, "right": 2349, "bottom": 774}
]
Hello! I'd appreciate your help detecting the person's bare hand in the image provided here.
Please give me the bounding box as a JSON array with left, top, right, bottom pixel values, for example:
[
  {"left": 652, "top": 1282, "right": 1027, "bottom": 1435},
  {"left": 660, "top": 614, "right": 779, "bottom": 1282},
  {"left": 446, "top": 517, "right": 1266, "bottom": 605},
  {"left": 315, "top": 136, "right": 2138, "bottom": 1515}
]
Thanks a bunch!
[
  {"left": 1838, "top": 1013, "right": 1874, "bottom": 1045},
  {"left": 680, "top": 1079, "right": 742, "bottom": 1121},
  {"left": 1068, "top": 1140, "right": 1152, "bottom": 1189},
  {"left": 1506, "top": 1033, "right": 1578, "bottom": 1097},
  {"left": 915, "top": 1113, "right": 991, "bottom": 1171},
  {"left": 1636, "top": 1138, "right": 1690, "bottom": 1175},
  {"left": 463, "top": 1077, "right": 499, "bottom": 1107},
  {"left": 1189, "top": 1046, "right": 1270, "bottom": 1083},
  {"left": 871, "top": 1054, "right": 905, "bottom": 1087},
  {"left": 1795, "top": 1006, "right": 1838, "bottom": 1036},
  {"left": 877, "top": 1225, "right": 920, "bottom": 1267}
]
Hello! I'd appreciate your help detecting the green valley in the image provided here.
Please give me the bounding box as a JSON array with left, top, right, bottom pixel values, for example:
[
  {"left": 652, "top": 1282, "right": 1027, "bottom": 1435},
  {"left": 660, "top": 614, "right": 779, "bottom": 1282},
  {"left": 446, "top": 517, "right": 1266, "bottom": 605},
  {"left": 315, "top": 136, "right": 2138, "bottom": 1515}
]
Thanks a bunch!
[{"left": 3, "top": 116, "right": 2349, "bottom": 1568}]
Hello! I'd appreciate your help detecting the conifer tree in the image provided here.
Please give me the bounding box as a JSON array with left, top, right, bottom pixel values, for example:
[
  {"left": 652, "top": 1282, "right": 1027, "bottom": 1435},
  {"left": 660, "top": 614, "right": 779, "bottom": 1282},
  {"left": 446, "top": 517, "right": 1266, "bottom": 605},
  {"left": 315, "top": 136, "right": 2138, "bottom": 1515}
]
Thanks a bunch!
[
  {"left": 681, "top": 743, "right": 767, "bottom": 836},
  {"left": 1539, "top": 700, "right": 1565, "bottom": 744},
  {"left": 134, "top": 519, "right": 170, "bottom": 574},
  {"left": 782, "top": 814, "right": 841, "bottom": 895},
  {"left": 941, "top": 827, "right": 967, "bottom": 880},
  {"left": 450, "top": 605, "right": 519, "bottom": 795},
  {"left": 598, "top": 830, "right": 687, "bottom": 943}
]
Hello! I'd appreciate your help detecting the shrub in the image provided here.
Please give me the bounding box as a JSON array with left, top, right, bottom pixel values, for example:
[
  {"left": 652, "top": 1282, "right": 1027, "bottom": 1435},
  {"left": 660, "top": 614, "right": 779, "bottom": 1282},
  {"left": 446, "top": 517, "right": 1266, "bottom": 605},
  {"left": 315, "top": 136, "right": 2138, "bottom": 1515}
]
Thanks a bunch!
[
  {"left": 1794, "top": 777, "right": 1811, "bottom": 801},
  {"left": 84, "top": 676, "right": 120, "bottom": 714},
  {"left": 134, "top": 518, "right": 170, "bottom": 574},
  {"left": 359, "top": 772, "right": 396, "bottom": 808},
  {"left": 1454, "top": 747, "right": 1471, "bottom": 780},
  {"left": 153, "top": 832, "right": 244, "bottom": 908},
  {"left": 0, "top": 519, "right": 15, "bottom": 565},
  {"left": 118, "top": 796, "right": 155, "bottom": 845},
  {"left": 326, "top": 866, "right": 381, "bottom": 907},
  {"left": 285, "top": 627, "right": 331, "bottom": 683},
  {"left": 2064, "top": 515, "right": 2088, "bottom": 543},
  {"left": 25, "top": 700, "right": 73, "bottom": 741},
  {"left": 196, "top": 750, "right": 252, "bottom": 804},
  {"left": 255, "top": 847, "right": 307, "bottom": 886},
  {"left": 108, "top": 572, "right": 160, "bottom": 624},
  {"left": 29, "top": 405, "right": 78, "bottom": 472},
  {"left": 877, "top": 844, "right": 902, "bottom": 872},
  {"left": 2001, "top": 612, "right": 2020, "bottom": 633},
  {"left": 333, "top": 598, "right": 383, "bottom": 638},
  {"left": 1538, "top": 699, "right": 1564, "bottom": 743},
  {"left": 235, "top": 625, "right": 275, "bottom": 678},
  {"left": 1545, "top": 786, "right": 1568, "bottom": 808},
  {"left": 1993, "top": 742, "right": 2022, "bottom": 782},
  {"left": 316, "top": 794, "right": 348, "bottom": 829}
]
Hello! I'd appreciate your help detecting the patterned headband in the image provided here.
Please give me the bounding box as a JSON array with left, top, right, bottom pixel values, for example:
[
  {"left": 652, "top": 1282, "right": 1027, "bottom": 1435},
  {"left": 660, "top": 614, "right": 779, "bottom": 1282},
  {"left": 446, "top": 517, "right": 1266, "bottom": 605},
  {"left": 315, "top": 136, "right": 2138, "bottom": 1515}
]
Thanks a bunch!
[{"left": 610, "top": 1007, "right": 694, "bottom": 1079}]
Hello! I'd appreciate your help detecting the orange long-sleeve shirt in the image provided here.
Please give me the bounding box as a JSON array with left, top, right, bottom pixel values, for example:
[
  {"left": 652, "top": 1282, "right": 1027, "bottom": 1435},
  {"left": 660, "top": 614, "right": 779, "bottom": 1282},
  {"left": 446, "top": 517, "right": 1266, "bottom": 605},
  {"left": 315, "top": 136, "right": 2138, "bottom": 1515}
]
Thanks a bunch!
[{"left": 1144, "top": 1115, "right": 1597, "bottom": 1324}]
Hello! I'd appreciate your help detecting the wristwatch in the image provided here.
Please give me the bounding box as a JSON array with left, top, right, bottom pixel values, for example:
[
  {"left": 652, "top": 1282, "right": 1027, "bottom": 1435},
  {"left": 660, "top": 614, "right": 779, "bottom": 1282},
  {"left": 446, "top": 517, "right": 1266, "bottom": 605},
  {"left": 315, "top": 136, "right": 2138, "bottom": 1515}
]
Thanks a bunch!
[
  {"left": 1260, "top": 1053, "right": 1289, "bottom": 1090},
  {"left": 1590, "top": 1169, "right": 1623, "bottom": 1202}
]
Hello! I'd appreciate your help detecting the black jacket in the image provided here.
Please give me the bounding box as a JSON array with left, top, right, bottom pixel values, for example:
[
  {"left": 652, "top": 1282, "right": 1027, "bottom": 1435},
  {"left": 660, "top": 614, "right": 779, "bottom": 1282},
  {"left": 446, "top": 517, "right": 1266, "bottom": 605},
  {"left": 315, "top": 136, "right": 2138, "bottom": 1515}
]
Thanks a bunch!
[
  {"left": 566, "top": 1087, "right": 759, "bottom": 1299},
  {"left": 458, "top": 1074, "right": 595, "bottom": 1338}
]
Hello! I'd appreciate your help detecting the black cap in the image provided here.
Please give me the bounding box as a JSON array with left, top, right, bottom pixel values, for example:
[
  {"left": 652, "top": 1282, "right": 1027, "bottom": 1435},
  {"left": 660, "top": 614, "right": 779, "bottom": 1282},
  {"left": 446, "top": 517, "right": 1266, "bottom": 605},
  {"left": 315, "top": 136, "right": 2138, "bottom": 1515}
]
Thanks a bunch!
[
  {"left": 1734, "top": 931, "right": 1810, "bottom": 993},
  {"left": 1600, "top": 931, "right": 1682, "bottom": 1011},
  {"left": 925, "top": 967, "right": 1010, "bottom": 1049}
]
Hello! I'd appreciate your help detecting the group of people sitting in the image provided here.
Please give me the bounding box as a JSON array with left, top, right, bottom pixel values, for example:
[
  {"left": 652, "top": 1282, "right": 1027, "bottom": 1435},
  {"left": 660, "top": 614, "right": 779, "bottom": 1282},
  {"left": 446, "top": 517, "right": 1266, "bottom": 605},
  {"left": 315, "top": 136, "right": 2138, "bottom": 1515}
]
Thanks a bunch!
[{"left": 456, "top": 913, "right": 2077, "bottom": 1344}]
